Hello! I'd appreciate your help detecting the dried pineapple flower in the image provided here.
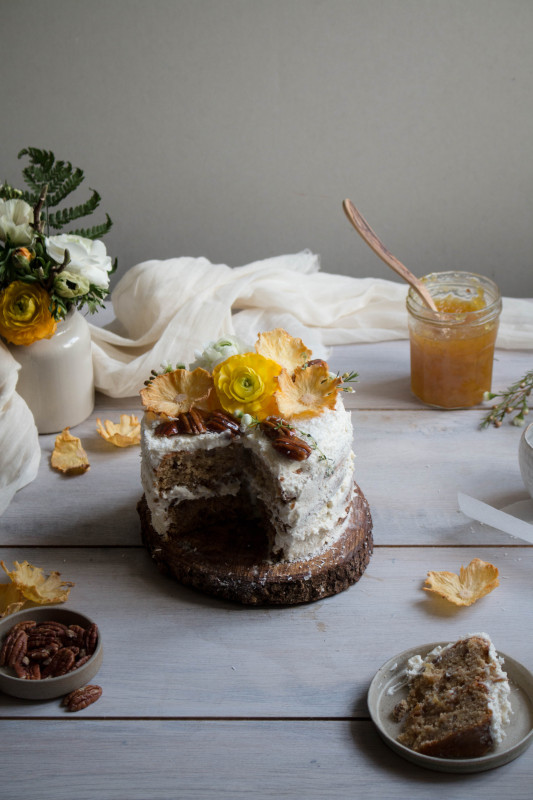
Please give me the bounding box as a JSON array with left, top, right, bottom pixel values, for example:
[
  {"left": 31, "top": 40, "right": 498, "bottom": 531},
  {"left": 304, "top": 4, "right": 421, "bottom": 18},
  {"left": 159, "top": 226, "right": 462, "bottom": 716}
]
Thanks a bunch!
[
  {"left": 424, "top": 558, "right": 499, "bottom": 607},
  {"left": 140, "top": 368, "right": 214, "bottom": 417},
  {"left": 51, "top": 428, "right": 90, "bottom": 475},
  {"left": 1, "top": 560, "right": 74, "bottom": 605},
  {"left": 97, "top": 414, "right": 141, "bottom": 447},
  {"left": 275, "top": 363, "right": 341, "bottom": 420},
  {"left": 0, "top": 583, "right": 26, "bottom": 618},
  {"left": 255, "top": 328, "right": 312, "bottom": 374}
]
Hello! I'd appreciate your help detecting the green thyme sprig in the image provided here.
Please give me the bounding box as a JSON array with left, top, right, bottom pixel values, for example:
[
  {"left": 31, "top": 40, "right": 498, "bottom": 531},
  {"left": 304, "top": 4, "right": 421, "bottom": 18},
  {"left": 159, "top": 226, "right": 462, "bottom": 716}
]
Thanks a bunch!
[
  {"left": 143, "top": 362, "right": 186, "bottom": 386},
  {"left": 338, "top": 370, "right": 359, "bottom": 393},
  {"left": 243, "top": 414, "right": 334, "bottom": 474},
  {"left": 297, "top": 429, "right": 334, "bottom": 475},
  {"left": 480, "top": 370, "right": 533, "bottom": 428}
]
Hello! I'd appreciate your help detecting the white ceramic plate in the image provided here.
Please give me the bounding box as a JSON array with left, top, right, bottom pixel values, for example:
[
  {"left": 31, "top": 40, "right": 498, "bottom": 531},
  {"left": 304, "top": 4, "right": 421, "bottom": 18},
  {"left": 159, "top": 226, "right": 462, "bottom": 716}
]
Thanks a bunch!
[{"left": 367, "top": 641, "right": 533, "bottom": 773}]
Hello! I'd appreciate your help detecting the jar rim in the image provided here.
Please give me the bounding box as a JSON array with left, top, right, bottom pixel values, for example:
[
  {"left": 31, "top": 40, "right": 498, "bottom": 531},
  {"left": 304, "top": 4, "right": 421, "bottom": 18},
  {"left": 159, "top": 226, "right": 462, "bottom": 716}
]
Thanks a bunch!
[{"left": 406, "top": 271, "right": 502, "bottom": 325}]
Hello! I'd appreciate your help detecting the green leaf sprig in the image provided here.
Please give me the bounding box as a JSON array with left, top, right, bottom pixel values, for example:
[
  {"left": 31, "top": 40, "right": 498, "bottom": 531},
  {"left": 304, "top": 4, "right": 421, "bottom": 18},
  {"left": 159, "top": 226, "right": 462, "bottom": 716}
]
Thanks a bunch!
[{"left": 481, "top": 370, "right": 533, "bottom": 428}]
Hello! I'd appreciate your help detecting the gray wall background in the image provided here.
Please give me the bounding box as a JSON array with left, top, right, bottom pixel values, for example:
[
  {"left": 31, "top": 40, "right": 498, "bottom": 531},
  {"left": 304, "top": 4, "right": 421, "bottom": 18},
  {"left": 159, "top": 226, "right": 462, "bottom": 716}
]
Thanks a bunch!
[{"left": 2, "top": 0, "right": 532, "bottom": 297}]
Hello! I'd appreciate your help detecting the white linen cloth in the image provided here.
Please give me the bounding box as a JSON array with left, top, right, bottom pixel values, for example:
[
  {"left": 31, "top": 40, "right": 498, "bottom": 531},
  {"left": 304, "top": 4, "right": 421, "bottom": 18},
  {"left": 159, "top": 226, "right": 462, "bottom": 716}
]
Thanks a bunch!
[
  {"left": 1, "top": 249, "right": 532, "bottom": 513},
  {"left": 89, "top": 251, "right": 533, "bottom": 397},
  {"left": 0, "top": 347, "right": 40, "bottom": 515}
]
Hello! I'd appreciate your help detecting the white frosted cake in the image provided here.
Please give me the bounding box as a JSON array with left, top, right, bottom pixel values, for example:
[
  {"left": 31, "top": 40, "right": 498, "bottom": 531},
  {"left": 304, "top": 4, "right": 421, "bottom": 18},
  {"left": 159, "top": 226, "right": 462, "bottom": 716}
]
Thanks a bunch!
[
  {"left": 139, "top": 328, "right": 359, "bottom": 561},
  {"left": 140, "top": 395, "right": 355, "bottom": 563}
]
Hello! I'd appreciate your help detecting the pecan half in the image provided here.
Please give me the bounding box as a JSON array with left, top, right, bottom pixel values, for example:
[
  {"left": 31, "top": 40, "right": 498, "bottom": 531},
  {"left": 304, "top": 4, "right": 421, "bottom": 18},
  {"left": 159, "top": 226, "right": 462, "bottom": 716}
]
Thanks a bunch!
[
  {"left": 154, "top": 419, "right": 181, "bottom": 437},
  {"left": 271, "top": 435, "right": 312, "bottom": 461},
  {"left": 84, "top": 623, "right": 99, "bottom": 656},
  {"left": 27, "top": 642, "right": 61, "bottom": 661},
  {"left": 5, "top": 629, "right": 28, "bottom": 669},
  {"left": 41, "top": 647, "right": 76, "bottom": 678},
  {"left": 177, "top": 409, "right": 207, "bottom": 435},
  {"left": 260, "top": 416, "right": 295, "bottom": 440},
  {"left": 27, "top": 632, "right": 62, "bottom": 651},
  {"left": 10, "top": 620, "right": 37, "bottom": 634},
  {"left": 63, "top": 684, "right": 102, "bottom": 712},
  {"left": 36, "top": 620, "right": 68, "bottom": 635},
  {"left": 204, "top": 411, "right": 240, "bottom": 436},
  {"left": 68, "top": 624, "right": 86, "bottom": 647}
]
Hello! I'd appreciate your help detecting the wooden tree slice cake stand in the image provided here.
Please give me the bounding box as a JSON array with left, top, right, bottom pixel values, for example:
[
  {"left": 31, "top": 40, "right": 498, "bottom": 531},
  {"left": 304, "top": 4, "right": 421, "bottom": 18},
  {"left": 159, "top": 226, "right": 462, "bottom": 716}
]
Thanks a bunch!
[{"left": 138, "top": 482, "right": 373, "bottom": 605}]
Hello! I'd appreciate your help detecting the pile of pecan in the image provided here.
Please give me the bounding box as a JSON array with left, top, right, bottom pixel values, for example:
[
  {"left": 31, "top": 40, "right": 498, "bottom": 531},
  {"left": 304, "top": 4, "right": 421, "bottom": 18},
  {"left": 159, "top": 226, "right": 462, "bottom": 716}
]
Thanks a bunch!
[
  {"left": 0, "top": 618, "right": 99, "bottom": 681},
  {"left": 155, "top": 409, "right": 240, "bottom": 438},
  {"left": 155, "top": 408, "right": 312, "bottom": 462},
  {"left": 260, "top": 417, "right": 312, "bottom": 462}
]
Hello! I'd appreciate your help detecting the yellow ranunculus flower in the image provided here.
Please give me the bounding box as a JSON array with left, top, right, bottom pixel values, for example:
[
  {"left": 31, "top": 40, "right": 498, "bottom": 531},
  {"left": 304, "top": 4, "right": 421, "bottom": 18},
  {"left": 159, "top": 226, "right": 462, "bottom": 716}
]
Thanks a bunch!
[
  {"left": 0, "top": 281, "right": 57, "bottom": 346},
  {"left": 212, "top": 353, "right": 282, "bottom": 420}
]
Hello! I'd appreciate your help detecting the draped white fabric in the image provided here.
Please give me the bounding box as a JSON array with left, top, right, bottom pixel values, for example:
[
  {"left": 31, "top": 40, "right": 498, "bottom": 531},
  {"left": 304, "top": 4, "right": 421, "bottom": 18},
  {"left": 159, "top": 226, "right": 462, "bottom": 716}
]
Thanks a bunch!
[{"left": 2, "top": 249, "right": 532, "bottom": 513}]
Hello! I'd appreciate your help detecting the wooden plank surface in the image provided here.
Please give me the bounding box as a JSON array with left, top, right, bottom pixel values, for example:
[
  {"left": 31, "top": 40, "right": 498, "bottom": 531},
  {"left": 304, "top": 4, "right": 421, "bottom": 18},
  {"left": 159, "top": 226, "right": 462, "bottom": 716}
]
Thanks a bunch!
[
  {"left": 1, "top": 405, "right": 529, "bottom": 547},
  {"left": 0, "top": 545, "right": 530, "bottom": 719},
  {"left": 1, "top": 720, "right": 532, "bottom": 800},
  {"left": 1, "top": 339, "right": 532, "bottom": 799}
]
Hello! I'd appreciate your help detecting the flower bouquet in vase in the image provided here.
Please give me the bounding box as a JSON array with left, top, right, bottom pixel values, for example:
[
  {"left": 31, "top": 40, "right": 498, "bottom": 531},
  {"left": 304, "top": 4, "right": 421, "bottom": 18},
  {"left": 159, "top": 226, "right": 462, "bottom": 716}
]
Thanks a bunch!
[{"left": 0, "top": 148, "right": 116, "bottom": 433}]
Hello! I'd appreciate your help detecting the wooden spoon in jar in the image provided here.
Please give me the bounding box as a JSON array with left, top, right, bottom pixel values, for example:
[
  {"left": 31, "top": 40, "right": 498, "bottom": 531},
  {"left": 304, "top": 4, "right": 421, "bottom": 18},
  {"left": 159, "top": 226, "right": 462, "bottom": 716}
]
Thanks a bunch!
[{"left": 342, "top": 198, "right": 437, "bottom": 311}]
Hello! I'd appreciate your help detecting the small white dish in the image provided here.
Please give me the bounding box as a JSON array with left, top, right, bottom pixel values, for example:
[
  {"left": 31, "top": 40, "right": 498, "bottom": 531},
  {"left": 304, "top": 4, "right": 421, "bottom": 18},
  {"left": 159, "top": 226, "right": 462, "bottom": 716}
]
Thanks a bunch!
[
  {"left": 0, "top": 607, "right": 102, "bottom": 701},
  {"left": 519, "top": 422, "right": 533, "bottom": 500},
  {"left": 368, "top": 641, "right": 533, "bottom": 773}
]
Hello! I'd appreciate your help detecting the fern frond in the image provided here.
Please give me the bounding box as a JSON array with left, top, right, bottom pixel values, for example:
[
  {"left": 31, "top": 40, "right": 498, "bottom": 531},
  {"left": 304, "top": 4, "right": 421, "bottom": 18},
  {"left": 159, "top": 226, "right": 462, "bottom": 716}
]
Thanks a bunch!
[
  {"left": 47, "top": 190, "right": 101, "bottom": 229},
  {"left": 70, "top": 213, "right": 113, "bottom": 240},
  {"left": 18, "top": 148, "right": 56, "bottom": 195},
  {"left": 47, "top": 168, "right": 84, "bottom": 207}
]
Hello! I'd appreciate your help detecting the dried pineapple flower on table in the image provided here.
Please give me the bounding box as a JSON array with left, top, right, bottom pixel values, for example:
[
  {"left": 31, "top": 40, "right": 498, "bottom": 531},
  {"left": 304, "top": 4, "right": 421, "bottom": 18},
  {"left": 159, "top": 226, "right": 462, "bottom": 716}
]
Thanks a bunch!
[
  {"left": 0, "top": 583, "right": 26, "bottom": 618},
  {"left": 255, "top": 328, "right": 312, "bottom": 374},
  {"left": 96, "top": 414, "right": 141, "bottom": 447},
  {"left": 1, "top": 560, "right": 74, "bottom": 605},
  {"left": 424, "top": 557, "right": 499, "bottom": 607},
  {"left": 51, "top": 428, "right": 90, "bottom": 475}
]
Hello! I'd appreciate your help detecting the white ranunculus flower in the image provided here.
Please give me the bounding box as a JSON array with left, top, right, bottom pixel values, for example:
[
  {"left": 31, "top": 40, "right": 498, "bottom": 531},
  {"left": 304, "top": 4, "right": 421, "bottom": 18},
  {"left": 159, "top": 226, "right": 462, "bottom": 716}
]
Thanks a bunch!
[
  {"left": 0, "top": 199, "right": 34, "bottom": 245},
  {"left": 54, "top": 269, "right": 91, "bottom": 298},
  {"left": 45, "top": 234, "right": 113, "bottom": 290},
  {"left": 190, "top": 335, "right": 250, "bottom": 371}
]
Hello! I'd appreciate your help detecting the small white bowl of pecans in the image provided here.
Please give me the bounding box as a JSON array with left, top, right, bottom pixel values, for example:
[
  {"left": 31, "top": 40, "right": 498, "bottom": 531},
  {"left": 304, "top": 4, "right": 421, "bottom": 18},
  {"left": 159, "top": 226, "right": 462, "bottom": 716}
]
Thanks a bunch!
[{"left": 0, "top": 607, "right": 103, "bottom": 704}]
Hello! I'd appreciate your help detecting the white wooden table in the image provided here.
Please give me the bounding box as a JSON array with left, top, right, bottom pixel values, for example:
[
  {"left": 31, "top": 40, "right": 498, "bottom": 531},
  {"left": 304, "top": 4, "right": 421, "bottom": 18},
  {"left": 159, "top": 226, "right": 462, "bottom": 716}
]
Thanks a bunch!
[{"left": 1, "top": 340, "right": 532, "bottom": 799}]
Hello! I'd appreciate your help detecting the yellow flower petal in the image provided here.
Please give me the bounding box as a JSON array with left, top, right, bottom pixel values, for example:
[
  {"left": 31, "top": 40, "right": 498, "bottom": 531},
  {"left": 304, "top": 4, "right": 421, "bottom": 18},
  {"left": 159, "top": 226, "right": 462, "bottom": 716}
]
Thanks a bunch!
[
  {"left": 275, "top": 363, "right": 341, "bottom": 420},
  {"left": 212, "top": 353, "right": 281, "bottom": 420},
  {"left": 0, "top": 281, "right": 57, "bottom": 345},
  {"left": 140, "top": 368, "right": 214, "bottom": 417},
  {"left": 255, "top": 328, "right": 312, "bottom": 374},
  {"left": 96, "top": 414, "right": 141, "bottom": 447},
  {"left": 424, "top": 558, "right": 499, "bottom": 606},
  {"left": 51, "top": 428, "right": 90, "bottom": 475},
  {"left": 0, "top": 560, "right": 74, "bottom": 605},
  {"left": 0, "top": 583, "right": 26, "bottom": 618}
]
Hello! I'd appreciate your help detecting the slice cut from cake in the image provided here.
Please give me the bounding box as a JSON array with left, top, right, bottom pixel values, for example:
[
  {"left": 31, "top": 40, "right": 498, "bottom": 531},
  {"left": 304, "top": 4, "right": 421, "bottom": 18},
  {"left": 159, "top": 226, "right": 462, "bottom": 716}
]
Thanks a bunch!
[{"left": 393, "top": 633, "right": 512, "bottom": 758}]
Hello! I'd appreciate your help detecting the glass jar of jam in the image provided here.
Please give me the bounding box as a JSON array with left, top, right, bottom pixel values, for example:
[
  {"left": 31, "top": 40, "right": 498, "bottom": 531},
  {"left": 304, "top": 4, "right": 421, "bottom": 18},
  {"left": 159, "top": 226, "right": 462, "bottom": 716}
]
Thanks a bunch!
[{"left": 406, "top": 271, "right": 502, "bottom": 409}]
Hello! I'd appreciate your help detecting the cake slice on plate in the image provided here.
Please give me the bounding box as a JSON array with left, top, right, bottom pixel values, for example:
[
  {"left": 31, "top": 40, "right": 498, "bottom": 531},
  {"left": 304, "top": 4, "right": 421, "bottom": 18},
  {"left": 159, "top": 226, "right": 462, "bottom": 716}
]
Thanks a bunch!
[{"left": 393, "top": 633, "right": 512, "bottom": 758}]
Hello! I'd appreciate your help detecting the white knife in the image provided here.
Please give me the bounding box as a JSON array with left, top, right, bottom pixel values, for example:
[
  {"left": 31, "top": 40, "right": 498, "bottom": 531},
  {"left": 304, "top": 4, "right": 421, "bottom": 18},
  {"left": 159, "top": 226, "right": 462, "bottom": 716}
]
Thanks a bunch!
[{"left": 458, "top": 492, "right": 533, "bottom": 544}]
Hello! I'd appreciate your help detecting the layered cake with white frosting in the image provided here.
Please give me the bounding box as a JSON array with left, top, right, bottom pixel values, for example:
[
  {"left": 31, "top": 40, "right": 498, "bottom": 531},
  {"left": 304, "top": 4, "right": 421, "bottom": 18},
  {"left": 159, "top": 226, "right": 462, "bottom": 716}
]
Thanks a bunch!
[
  {"left": 393, "top": 633, "right": 512, "bottom": 758},
  {"left": 137, "top": 328, "right": 372, "bottom": 602}
]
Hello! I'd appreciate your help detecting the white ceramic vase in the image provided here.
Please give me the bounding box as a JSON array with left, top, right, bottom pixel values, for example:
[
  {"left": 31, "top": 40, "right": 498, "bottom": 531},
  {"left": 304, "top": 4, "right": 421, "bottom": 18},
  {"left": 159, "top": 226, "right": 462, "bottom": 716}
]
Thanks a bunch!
[{"left": 7, "top": 308, "right": 95, "bottom": 434}]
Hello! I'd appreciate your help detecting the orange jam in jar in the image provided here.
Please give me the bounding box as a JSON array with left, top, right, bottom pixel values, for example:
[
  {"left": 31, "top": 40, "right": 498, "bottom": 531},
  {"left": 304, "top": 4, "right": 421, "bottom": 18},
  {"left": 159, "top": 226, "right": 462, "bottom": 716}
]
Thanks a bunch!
[{"left": 406, "top": 272, "right": 502, "bottom": 409}]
